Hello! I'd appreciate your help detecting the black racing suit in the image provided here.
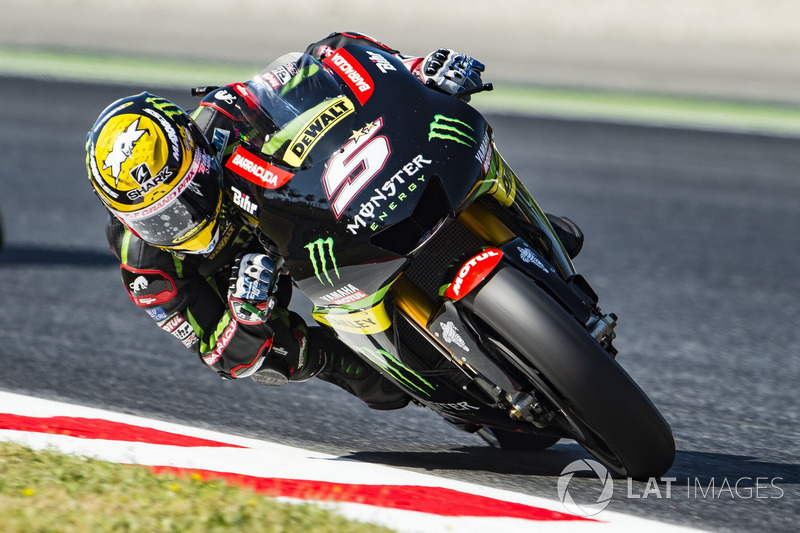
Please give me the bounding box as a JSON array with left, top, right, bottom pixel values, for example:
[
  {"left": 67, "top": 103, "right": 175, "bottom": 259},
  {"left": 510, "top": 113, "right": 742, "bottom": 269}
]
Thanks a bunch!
[{"left": 106, "top": 32, "right": 420, "bottom": 410}]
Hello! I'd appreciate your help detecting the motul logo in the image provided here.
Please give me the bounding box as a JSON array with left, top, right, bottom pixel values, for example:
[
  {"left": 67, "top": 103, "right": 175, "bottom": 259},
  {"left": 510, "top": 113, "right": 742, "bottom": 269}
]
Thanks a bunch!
[
  {"left": 444, "top": 249, "right": 504, "bottom": 300},
  {"left": 160, "top": 314, "right": 184, "bottom": 333}
]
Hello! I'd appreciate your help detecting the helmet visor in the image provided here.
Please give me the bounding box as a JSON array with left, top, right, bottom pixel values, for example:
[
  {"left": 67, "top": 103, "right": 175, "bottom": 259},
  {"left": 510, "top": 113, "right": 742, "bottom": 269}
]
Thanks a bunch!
[{"left": 115, "top": 149, "right": 223, "bottom": 252}]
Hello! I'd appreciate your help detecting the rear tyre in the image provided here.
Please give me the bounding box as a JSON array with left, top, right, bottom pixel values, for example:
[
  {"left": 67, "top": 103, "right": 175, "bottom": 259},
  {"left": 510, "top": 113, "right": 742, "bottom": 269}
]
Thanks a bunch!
[{"left": 469, "top": 266, "right": 675, "bottom": 479}]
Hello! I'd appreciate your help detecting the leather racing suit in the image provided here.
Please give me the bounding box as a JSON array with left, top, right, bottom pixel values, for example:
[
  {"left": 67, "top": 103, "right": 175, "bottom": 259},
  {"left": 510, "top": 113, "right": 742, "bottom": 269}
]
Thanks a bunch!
[{"left": 105, "top": 32, "right": 427, "bottom": 410}]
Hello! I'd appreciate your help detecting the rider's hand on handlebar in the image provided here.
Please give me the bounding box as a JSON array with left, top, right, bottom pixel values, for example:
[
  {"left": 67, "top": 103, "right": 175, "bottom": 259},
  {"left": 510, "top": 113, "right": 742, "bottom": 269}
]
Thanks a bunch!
[
  {"left": 228, "top": 253, "right": 278, "bottom": 325},
  {"left": 419, "top": 49, "right": 485, "bottom": 100}
]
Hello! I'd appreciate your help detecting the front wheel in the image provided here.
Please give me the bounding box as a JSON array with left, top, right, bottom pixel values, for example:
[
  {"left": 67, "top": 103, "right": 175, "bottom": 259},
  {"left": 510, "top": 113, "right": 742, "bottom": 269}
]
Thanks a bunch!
[{"left": 467, "top": 266, "right": 675, "bottom": 479}]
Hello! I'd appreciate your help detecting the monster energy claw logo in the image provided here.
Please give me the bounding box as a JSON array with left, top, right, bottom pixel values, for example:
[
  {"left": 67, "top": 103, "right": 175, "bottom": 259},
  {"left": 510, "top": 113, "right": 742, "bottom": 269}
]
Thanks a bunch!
[
  {"left": 305, "top": 237, "right": 340, "bottom": 286},
  {"left": 428, "top": 114, "right": 476, "bottom": 146},
  {"left": 356, "top": 347, "right": 435, "bottom": 396},
  {"left": 146, "top": 96, "right": 184, "bottom": 119}
]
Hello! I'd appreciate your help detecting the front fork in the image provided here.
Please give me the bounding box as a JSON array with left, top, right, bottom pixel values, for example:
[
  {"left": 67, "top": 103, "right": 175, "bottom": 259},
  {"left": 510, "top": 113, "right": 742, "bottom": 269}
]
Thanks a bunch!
[
  {"left": 392, "top": 198, "right": 619, "bottom": 424},
  {"left": 451, "top": 197, "right": 618, "bottom": 351}
]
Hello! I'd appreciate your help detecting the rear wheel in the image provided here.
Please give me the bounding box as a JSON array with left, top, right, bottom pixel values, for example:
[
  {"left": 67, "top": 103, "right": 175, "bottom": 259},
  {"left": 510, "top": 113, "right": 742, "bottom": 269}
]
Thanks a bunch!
[{"left": 467, "top": 266, "right": 675, "bottom": 479}]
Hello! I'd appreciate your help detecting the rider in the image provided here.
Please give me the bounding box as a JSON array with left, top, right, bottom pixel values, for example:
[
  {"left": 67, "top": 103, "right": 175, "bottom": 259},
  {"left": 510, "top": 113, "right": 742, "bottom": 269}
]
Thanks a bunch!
[{"left": 85, "top": 32, "right": 583, "bottom": 410}]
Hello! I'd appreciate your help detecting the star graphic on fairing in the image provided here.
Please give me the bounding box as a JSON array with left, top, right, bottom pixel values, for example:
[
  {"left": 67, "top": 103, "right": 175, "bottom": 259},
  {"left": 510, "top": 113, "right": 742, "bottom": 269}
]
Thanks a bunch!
[
  {"left": 349, "top": 121, "right": 377, "bottom": 143},
  {"left": 103, "top": 119, "right": 147, "bottom": 182}
]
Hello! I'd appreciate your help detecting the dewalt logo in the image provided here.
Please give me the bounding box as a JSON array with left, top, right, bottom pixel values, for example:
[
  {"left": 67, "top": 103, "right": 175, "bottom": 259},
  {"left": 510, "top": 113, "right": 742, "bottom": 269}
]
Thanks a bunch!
[
  {"left": 284, "top": 96, "right": 354, "bottom": 167},
  {"left": 428, "top": 114, "right": 476, "bottom": 147},
  {"left": 305, "top": 237, "right": 340, "bottom": 286}
]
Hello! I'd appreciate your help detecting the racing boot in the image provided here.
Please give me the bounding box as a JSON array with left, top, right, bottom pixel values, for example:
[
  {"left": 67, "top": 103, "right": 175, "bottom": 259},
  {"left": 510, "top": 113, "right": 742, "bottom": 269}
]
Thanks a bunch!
[
  {"left": 310, "top": 328, "right": 411, "bottom": 411},
  {"left": 250, "top": 309, "right": 325, "bottom": 387},
  {"left": 251, "top": 315, "right": 410, "bottom": 410},
  {"left": 546, "top": 214, "right": 584, "bottom": 259}
]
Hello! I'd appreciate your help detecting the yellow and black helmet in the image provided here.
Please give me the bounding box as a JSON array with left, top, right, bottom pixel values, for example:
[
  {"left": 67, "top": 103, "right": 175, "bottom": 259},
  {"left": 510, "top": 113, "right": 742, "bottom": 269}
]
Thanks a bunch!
[{"left": 86, "top": 92, "right": 223, "bottom": 253}]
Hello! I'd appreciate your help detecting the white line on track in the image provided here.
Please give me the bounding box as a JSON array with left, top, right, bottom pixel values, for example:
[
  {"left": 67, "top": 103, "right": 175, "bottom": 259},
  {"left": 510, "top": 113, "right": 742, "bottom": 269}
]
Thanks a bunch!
[{"left": 0, "top": 391, "right": 706, "bottom": 533}]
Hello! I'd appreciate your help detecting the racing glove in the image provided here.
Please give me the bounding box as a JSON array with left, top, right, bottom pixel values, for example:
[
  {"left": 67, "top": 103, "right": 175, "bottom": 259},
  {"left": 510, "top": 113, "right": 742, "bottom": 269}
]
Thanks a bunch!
[
  {"left": 228, "top": 252, "right": 281, "bottom": 325},
  {"left": 418, "top": 49, "right": 485, "bottom": 100}
]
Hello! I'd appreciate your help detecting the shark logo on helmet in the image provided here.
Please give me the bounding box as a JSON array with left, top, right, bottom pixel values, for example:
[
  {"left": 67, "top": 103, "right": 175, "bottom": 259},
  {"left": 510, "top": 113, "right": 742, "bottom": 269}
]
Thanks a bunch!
[{"left": 103, "top": 118, "right": 148, "bottom": 182}]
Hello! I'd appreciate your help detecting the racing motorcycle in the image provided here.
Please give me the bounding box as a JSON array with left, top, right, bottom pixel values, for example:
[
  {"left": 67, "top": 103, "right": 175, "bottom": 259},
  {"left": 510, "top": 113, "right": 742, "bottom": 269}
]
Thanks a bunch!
[{"left": 222, "top": 45, "right": 675, "bottom": 479}]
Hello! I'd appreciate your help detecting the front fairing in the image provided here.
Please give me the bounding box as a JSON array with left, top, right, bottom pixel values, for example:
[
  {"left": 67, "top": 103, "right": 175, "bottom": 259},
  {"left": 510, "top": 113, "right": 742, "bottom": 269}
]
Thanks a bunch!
[
  {"left": 236, "top": 52, "right": 355, "bottom": 167},
  {"left": 234, "top": 48, "right": 586, "bottom": 417},
  {"left": 238, "top": 46, "right": 490, "bottom": 306}
]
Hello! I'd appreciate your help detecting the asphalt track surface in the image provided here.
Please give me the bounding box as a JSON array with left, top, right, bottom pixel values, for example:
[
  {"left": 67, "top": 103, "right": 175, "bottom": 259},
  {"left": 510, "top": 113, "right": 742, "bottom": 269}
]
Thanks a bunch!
[{"left": 1, "top": 76, "right": 798, "bottom": 531}]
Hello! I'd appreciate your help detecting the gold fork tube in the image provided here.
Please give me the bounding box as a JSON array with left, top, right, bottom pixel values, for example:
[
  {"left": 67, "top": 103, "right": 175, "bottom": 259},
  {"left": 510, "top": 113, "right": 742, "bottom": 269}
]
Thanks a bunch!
[
  {"left": 392, "top": 273, "right": 436, "bottom": 328},
  {"left": 457, "top": 202, "right": 514, "bottom": 245}
]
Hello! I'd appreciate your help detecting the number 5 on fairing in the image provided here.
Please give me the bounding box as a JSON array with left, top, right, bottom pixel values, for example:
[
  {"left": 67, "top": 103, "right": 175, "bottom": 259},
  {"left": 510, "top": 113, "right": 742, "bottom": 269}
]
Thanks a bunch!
[{"left": 322, "top": 117, "right": 391, "bottom": 218}]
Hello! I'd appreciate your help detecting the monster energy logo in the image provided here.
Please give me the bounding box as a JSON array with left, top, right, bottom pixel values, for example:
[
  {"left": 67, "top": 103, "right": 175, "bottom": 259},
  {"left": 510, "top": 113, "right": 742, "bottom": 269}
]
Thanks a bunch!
[
  {"left": 305, "top": 237, "right": 340, "bottom": 286},
  {"left": 146, "top": 96, "right": 185, "bottom": 119},
  {"left": 356, "top": 346, "right": 435, "bottom": 396},
  {"left": 428, "top": 114, "right": 476, "bottom": 146}
]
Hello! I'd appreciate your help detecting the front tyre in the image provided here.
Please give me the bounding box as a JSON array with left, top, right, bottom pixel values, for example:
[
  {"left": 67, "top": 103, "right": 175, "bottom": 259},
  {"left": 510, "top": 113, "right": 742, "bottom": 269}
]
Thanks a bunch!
[{"left": 468, "top": 266, "right": 675, "bottom": 479}]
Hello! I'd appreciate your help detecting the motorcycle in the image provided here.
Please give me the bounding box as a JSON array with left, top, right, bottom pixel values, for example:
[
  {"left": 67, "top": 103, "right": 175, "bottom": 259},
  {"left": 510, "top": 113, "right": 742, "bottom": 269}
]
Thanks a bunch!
[{"left": 217, "top": 45, "right": 675, "bottom": 479}]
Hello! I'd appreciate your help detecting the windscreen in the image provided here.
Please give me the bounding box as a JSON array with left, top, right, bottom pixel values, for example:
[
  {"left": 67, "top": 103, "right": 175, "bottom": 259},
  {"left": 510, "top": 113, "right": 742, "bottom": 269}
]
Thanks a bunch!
[{"left": 244, "top": 53, "right": 355, "bottom": 168}]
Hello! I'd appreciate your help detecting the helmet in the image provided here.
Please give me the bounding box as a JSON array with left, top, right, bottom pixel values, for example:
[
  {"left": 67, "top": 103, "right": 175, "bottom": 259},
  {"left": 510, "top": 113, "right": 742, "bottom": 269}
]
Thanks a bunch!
[{"left": 86, "top": 92, "right": 223, "bottom": 253}]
